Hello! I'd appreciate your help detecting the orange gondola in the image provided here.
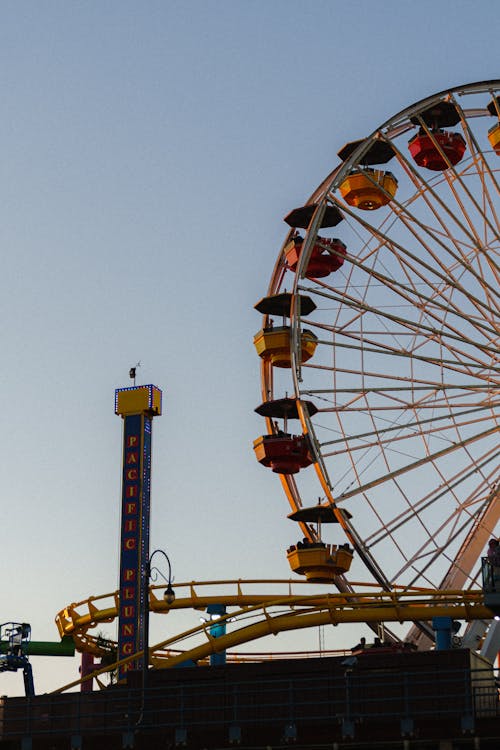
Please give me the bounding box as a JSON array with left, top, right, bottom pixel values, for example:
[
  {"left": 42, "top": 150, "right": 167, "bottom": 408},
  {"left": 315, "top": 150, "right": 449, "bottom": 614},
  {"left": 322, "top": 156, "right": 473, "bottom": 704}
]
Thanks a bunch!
[{"left": 339, "top": 168, "right": 398, "bottom": 210}]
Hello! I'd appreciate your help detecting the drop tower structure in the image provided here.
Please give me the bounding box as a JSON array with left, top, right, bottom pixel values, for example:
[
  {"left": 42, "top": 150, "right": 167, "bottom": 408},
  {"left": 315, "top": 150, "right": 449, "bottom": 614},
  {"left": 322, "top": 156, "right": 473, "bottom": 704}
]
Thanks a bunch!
[{"left": 114, "top": 384, "right": 162, "bottom": 680}]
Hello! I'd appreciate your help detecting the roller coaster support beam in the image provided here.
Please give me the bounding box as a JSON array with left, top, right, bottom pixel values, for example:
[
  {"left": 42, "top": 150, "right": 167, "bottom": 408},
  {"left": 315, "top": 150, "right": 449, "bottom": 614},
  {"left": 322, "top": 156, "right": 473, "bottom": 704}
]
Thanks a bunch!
[{"left": 207, "top": 603, "right": 227, "bottom": 666}]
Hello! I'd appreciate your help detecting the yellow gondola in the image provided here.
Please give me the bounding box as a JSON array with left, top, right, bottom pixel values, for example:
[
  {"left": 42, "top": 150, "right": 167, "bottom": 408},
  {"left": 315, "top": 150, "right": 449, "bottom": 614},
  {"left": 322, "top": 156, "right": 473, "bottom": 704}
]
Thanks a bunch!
[
  {"left": 287, "top": 543, "right": 353, "bottom": 583},
  {"left": 286, "top": 502, "right": 353, "bottom": 582},
  {"left": 488, "top": 122, "right": 500, "bottom": 154},
  {"left": 253, "top": 326, "right": 318, "bottom": 368}
]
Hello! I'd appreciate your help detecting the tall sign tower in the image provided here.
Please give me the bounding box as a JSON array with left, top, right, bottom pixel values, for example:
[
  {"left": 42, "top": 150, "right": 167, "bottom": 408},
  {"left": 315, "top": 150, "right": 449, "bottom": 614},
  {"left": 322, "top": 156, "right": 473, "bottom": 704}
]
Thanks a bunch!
[{"left": 114, "top": 384, "right": 162, "bottom": 679}]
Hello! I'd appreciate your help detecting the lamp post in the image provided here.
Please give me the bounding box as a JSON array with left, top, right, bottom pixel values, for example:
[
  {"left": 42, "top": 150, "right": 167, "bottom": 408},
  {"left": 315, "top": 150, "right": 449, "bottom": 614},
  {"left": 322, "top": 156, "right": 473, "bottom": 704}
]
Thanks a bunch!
[{"left": 140, "top": 548, "right": 175, "bottom": 727}]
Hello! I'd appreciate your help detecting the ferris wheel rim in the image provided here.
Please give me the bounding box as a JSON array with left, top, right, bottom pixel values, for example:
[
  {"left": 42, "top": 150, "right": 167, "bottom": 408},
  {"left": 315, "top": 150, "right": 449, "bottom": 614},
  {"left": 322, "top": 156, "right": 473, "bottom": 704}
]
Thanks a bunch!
[
  {"left": 260, "top": 80, "right": 500, "bottom": 604},
  {"left": 295, "top": 79, "right": 500, "bottom": 209}
]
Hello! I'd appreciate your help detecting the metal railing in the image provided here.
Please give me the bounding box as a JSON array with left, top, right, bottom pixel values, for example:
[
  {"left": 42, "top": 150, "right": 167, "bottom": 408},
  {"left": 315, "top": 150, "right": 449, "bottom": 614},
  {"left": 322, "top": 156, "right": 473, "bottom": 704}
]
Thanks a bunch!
[{"left": 1, "top": 665, "right": 498, "bottom": 742}]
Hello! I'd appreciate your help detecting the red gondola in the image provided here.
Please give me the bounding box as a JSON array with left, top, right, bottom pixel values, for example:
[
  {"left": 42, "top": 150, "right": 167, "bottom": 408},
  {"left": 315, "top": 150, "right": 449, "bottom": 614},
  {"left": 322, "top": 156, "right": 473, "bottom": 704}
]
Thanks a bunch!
[
  {"left": 408, "top": 130, "right": 466, "bottom": 171},
  {"left": 285, "top": 236, "right": 346, "bottom": 278},
  {"left": 253, "top": 433, "right": 313, "bottom": 474}
]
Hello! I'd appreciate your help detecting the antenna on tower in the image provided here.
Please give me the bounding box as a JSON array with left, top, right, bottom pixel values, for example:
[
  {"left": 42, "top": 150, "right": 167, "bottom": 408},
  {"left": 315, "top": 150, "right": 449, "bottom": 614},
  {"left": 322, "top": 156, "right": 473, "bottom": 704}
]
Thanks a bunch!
[{"left": 129, "top": 361, "right": 141, "bottom": 386}]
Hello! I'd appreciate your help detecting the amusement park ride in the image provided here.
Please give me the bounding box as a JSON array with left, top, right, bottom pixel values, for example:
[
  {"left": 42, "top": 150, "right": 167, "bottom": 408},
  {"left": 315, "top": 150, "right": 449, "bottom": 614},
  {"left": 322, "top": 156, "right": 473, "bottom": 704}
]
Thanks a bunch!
[
  {"left": 0, "top": 624, "right": 34, "bottom": 697},
  {"left": 1, "top": 82, "right": 499, "bottom": 746}
]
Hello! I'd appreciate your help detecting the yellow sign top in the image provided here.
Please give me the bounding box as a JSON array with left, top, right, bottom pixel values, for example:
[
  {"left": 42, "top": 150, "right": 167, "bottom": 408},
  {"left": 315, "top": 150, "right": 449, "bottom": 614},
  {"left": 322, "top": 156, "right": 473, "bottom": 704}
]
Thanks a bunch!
[{"left": 114, "top": 385, "right": 162, "bottom": 417}]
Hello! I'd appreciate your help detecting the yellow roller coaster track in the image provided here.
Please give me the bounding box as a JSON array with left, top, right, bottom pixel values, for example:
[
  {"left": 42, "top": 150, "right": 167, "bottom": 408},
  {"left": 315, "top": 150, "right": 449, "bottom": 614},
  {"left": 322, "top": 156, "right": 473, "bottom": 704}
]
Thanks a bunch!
[{"left": 53, "top": 578, "right": 493, "bottom": 693}]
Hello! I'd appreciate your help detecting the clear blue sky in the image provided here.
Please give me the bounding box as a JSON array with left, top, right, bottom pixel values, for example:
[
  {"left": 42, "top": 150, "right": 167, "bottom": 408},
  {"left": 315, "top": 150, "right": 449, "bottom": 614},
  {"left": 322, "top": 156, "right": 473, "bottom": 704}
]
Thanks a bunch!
[{"left": 1, "top": 1, "right": 498, "bottom": 694}]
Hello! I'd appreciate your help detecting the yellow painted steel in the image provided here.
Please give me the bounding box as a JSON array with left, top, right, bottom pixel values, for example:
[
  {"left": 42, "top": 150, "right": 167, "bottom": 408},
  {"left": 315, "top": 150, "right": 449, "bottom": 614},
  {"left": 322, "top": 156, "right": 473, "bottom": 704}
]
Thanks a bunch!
[
  {"left": 55, "top": 579, "right": 492, "bottom": 662},
  {"left": 253, "top": 326, "right": 318, "bottom": 367},
  {"left": 155, "top": 600, "right": 492, "bottom": 671},
  {"left": 52, "top": 583, "right": 492, "bottom": 694}
]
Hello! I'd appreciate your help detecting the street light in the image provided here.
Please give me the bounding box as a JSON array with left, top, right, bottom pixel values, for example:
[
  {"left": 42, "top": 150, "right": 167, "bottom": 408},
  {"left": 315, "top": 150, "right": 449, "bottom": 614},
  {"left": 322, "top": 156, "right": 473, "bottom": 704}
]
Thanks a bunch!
[
  {"left": 147, "top": 549, "right": 176, "bottom": 606},
  {"left": 139, "top": 548, "right": 175, "bottom": 727}
]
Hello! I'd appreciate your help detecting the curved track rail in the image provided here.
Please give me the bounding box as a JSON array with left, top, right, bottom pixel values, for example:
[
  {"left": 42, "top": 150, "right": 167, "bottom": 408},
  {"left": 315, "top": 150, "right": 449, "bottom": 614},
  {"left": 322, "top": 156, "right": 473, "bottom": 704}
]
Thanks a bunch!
[{"left": 54, "top": 579, "right": 492, "bottom": 693}]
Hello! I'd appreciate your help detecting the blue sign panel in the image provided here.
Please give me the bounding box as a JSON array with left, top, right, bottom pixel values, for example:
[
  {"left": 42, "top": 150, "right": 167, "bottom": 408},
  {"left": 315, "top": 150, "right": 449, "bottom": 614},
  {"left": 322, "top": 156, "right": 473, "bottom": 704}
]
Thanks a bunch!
[{"left": 117, "top": 413, "right": 152, "bottom": 678}]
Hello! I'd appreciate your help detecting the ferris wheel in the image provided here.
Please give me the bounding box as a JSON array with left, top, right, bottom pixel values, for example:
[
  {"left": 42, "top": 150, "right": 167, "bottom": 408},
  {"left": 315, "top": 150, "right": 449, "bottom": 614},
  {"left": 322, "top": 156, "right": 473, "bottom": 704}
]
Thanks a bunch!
[{"left": 254, "top": 81, "right": 500, "bottom": 606}]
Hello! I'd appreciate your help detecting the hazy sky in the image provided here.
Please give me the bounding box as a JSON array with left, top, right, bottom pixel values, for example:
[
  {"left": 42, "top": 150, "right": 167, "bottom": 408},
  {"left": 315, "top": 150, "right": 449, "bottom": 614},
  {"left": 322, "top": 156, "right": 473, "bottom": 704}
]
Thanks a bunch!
[{"left": 1, "top": 0, "right": 498, "bottom": 695}]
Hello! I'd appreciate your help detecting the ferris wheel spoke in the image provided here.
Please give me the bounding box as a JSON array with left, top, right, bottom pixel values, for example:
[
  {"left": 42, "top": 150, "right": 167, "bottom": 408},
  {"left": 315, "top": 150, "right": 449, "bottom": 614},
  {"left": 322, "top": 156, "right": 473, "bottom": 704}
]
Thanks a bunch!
[
  {"left": 299, "top": 363, "right": 496, "bottom": 400},
  {"left": 456, "top": 122, "right": 500, "bottom": 241},
  {"left": 317, "top": 396, "right": 496, "bottom": 423},
  {"left": 315, "top": 383, "right": 493, "bottom": 394},
  {"left": 399, "top": 486, "right": 497, "bottom": 590},
  {"left": 305, "top": 278, "right": 498, "bottom": 354},
  {"left": 310, "top": 321, "right": 496, "bottom": 375},
  {"left": 412, "top": 115, "right": 500, "bottom": 247},
  {"left": 322, "top": 232, "right": 499, "bottom": 335},
  {"left": 346, "top": 427, "right": 498, "bottom": 525},
  {"left": 453, "top": 98, "right": 500, "bottom": 214},
  {"left": 328, "top": 194, "right": 500, "bottom": 321},
  {"left": 309, "top": 336, "right": 496, "bottom": 384},
  {"left": 301, "top": 244, "right": 498, "bottom": 345},
  {"left": 300, "top": 293, "right": 498, "bottom": 367},
  {"left": 328, "top": 401, "right": 464, "bottom": 413},
  {"left": 329, "top": 423, "right": 498, "bottom": 505},
  {"left": 319, "top": 407, "right": 496, "bottom": 458},
  {"left": 381, "top": 149, "right": 500, "bottom": 301},
  {"left": 369, "top": 502, "right": 493, "bottom": 589},
  {"left": 397, "top": 516, "right": 477, "bottom": 590},
  {"left": 386, "top": 203, "right": 500, "bottom": 315},
  {"left": 475, "top": 250, "right": 500, "bottom": 309},
  {"left": 335, "top": 185, "right": 499, "bottom": 311},
  {"left": 364, "top": 448, "right": 499, "bottom": 549},
  {"left": 301, "top": 289, "right": 498, "bottom": 366},
  {"left": 380, "top": 130, "right": 500, "bottom": 255}
]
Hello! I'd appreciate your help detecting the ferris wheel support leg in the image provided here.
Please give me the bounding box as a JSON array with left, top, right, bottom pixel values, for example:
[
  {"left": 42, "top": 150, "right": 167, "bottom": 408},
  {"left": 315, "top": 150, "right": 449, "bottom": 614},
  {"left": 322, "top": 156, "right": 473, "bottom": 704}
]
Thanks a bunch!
[{"left": 432, "top": 616, "right": 455, "bottom": 650}]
